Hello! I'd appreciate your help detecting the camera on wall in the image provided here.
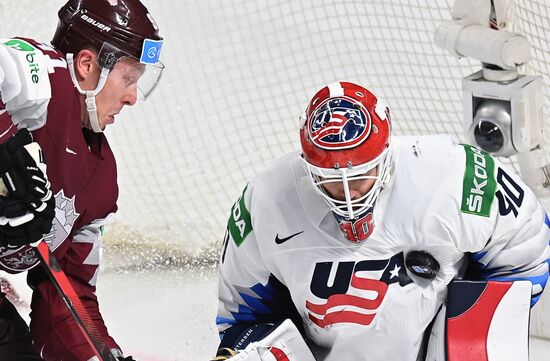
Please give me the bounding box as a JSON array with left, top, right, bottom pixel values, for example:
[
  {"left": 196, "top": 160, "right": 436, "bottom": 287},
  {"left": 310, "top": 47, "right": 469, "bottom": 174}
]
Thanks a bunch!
[
  {"left": 463, "top": 71, "right": 543, "bottom": 157},
  {"left": 435, "top": 0, "right": 550, "bottom": 194},
  {"left": 434, "top": 0, "right": 544, "bottom": 157}
]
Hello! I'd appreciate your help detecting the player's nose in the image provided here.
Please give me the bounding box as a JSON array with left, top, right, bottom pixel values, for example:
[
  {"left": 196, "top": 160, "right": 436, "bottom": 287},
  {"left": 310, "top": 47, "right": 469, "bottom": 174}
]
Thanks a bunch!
[
  {"left": 122, "top": 87, "right": 138, "bottom": 106},
  {"left": 349, "top": 188, "right": 362, "bottom": 200}
]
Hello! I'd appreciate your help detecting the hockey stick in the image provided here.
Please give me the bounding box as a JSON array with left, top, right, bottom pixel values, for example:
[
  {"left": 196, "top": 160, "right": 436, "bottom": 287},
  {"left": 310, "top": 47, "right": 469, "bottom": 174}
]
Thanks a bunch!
[{"left": 35, "top": 241, "right": 119, "bottom": 361}]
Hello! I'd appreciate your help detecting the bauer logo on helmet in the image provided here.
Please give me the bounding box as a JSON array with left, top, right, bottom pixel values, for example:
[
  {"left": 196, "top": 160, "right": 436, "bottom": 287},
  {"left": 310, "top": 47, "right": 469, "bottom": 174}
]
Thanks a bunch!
[{"left": 80, "top": 14, "right": 112, "bottom": 32}]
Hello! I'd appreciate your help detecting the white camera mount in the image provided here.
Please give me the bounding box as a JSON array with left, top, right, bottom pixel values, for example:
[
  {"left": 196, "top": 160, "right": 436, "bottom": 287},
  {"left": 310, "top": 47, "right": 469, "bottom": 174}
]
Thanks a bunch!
[
  {"left": 435, "top": 0, "right": 549, "bottom": 194},
  {"left": 463, "top": 71, "right": 543, "bottom": 157}
]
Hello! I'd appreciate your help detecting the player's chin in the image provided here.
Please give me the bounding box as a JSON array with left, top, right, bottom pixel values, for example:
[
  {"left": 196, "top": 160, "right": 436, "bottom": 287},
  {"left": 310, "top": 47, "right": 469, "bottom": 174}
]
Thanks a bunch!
[{"left": 102, "top": 115, "right": 116, "bottom": 128}]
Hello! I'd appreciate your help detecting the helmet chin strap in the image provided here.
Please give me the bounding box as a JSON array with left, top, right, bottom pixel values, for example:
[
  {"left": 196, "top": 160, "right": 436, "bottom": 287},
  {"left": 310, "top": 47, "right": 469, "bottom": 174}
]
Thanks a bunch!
[{"left": 66, "top": 53, "right": 110, "bottom": 133}]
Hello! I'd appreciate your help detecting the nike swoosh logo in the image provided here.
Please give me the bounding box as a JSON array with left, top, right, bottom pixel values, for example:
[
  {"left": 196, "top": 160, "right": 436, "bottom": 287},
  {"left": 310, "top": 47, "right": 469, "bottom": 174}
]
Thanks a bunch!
[
  {"left": 65, "top": 146, "right": 77, "bottom": 155},
  {"left": 275, "top": 231, "right": 304, "bottom": 244}
]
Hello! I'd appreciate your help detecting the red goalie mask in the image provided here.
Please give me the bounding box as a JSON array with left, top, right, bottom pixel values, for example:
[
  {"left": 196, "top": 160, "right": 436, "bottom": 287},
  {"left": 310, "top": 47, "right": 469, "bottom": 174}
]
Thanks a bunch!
[{"left": 299, "top": 82, "right": 393, "bottom": 227}]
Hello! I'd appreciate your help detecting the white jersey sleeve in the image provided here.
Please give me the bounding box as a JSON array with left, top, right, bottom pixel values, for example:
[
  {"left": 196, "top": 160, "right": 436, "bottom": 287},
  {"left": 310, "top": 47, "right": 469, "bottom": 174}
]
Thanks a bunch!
[
  {"left": 0, "top": 38, "right": 51, "bottom": 130},
  {"left": 217, "top": 183, "right": 299, "bottom": 336},
  {"left": 458, "top": 144, "right": 550, "bottom": 306}
]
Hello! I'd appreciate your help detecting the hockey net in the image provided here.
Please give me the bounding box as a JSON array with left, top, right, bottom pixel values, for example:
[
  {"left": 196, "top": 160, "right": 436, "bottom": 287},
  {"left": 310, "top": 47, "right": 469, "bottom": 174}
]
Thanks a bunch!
[
  {"left": 116, "top": 0, "right": 548, "bottom": 252},
  {"left": 1, "top": 0, "right": 549, "bottom": 337}
]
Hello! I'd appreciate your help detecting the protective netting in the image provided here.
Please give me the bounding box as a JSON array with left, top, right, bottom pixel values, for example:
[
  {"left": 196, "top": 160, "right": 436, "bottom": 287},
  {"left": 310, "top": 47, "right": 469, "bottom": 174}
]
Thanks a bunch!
[
  {"left": 118, "top": 0, "right": 549, "bottom": 252},
  {"left": 1, "top": 0, "right": 550, "bottom": 340},
  {"left": 0, "top": 0, "right": 548, "bottom": 251}
]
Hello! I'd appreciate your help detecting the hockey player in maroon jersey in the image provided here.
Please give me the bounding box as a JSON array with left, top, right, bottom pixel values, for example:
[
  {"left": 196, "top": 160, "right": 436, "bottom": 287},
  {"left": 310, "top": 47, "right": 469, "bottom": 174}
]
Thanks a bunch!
[{"left": 0, "top": 0, "right": 164, "bottom": 359}]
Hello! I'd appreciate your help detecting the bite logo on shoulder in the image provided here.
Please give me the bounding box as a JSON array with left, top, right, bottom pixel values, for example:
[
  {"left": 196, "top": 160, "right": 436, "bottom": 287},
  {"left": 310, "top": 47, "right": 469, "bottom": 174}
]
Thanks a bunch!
[
  {"left": 306, "top": 252, "right": 412, "bottom": 328},
  {"left": 3, "top": 39, "right": 41, "bottom": 84}
]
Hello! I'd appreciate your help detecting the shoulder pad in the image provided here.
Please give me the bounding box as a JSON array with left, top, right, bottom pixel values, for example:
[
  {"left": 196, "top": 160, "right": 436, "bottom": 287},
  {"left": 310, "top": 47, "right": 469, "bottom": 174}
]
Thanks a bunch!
[{"left": 0, "top": 38, "right": 52, "bottom": 130}]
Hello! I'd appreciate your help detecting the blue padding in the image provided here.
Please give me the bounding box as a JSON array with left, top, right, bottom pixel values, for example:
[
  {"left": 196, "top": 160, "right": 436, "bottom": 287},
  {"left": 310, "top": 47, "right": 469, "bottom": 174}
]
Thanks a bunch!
[
  {"left": 239, "top": 292, "right": 271, "bottom": 314},
  {"left": 216, "top": 316, "right": 237, "bottom": 326},
  {"left": 470, "top": 251, "right": 487, "bottom": 263},
  {"left": 250, "top": 282, "right": 277, "bottom": 300}
]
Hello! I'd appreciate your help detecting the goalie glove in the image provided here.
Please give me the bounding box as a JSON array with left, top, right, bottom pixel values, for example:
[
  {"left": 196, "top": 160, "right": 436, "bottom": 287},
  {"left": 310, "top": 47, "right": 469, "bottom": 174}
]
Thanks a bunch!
[
  {"left": 214, "top": 319, "right": 316, "bottom": 361},
  {"left": 0, "top": 129, "right": 55, "bottom": 247}
]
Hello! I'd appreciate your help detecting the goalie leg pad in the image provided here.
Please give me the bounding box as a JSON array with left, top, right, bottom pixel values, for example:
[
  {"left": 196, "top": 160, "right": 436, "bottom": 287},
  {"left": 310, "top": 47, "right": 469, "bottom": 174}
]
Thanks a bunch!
[{"left": 445, "top": 280, "right": 531, "bottom": 361}]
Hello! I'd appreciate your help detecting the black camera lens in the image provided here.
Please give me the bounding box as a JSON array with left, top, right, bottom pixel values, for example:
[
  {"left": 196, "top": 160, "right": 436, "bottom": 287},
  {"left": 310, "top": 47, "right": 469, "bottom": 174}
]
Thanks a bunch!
[{"left": 473, "top": 120, "right": 504, "bottom": 153}]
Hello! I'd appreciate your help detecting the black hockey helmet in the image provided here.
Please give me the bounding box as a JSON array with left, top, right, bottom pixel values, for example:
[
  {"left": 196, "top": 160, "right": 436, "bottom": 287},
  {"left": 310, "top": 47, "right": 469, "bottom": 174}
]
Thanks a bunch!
[{"left": 52, "top": 0, "right": 164, "bottom": 99}]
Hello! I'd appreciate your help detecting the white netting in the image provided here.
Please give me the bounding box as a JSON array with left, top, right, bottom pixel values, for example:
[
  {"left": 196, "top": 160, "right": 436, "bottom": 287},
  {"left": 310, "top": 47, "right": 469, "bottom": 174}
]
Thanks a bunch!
[
  {"left": 0, "top": 0, "right": 548, "bottom": 250},
  {"left": 1, "top": 0, "right": 550, "bottom": 341}
]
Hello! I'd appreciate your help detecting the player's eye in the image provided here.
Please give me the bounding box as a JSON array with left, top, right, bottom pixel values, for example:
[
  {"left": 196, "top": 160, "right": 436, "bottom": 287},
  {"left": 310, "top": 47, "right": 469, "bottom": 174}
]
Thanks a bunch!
[{"left": 123, "top": 74, "right": 137, "bottom": 87}]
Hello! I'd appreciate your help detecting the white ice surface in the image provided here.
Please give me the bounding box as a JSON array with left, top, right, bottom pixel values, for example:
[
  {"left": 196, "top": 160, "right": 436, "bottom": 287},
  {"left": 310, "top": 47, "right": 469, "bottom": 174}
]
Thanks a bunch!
[{"left": 96, "top": 268, "right": 220, "bottom": 361}]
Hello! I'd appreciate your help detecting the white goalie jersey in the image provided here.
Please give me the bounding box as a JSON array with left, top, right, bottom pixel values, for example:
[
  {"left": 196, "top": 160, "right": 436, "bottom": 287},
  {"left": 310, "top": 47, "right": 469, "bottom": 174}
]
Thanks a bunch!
[{"left": 216, "top": 135, "right": 550, "bottom": 361}]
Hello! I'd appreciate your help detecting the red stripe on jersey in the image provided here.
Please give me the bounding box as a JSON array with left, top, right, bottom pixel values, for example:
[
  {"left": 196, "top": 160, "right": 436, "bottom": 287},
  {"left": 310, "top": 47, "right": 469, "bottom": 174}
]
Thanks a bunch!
[
  {"left": 308, "top": 309, "right": 376, "bottom": 327},
  {"left": 306, "top": 292, "right": 384, "bottom": 315}
]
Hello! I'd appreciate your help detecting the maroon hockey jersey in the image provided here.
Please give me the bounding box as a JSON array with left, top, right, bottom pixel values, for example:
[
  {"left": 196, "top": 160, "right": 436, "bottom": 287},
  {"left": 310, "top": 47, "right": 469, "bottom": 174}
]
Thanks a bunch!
[{"left": 0, "top": 37, "right": 120, "bottom": 360}]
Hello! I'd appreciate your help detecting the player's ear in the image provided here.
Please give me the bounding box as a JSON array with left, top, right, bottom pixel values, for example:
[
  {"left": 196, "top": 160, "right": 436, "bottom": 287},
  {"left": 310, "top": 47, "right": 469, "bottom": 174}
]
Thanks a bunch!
[{"left": 74, "top": 49, "right": 99, "bottom": 82}]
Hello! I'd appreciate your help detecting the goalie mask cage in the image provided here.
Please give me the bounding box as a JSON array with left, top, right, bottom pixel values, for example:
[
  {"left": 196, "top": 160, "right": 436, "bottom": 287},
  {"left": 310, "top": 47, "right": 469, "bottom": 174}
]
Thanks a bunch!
[{"left": 1, "top": 0, "right": 549, "bottom": 338}]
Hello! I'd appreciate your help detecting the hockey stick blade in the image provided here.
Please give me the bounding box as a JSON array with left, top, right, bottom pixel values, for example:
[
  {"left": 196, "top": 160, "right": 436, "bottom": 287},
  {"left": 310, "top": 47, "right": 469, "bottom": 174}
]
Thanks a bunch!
[{"left": 35, "top": 241, "right": 118, "bottom": 361}]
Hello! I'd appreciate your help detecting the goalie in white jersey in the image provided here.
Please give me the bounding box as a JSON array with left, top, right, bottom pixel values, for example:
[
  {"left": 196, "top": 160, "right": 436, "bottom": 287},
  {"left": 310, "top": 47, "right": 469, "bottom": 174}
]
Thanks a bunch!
[{"left": 213, "top": 82, "right": 550, "bottom": 361}]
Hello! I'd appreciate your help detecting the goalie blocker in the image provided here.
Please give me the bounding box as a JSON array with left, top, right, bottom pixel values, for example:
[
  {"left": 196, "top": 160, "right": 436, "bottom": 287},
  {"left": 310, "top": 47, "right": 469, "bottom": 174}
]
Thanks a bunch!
[{"left": 426, "top": 279, "right": 532, "bottom": 361}]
